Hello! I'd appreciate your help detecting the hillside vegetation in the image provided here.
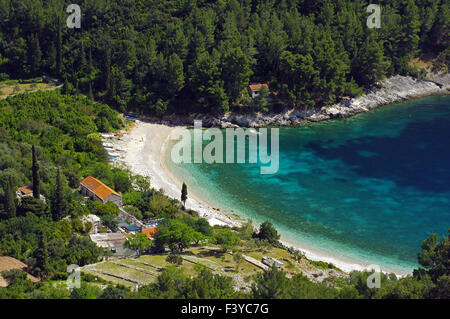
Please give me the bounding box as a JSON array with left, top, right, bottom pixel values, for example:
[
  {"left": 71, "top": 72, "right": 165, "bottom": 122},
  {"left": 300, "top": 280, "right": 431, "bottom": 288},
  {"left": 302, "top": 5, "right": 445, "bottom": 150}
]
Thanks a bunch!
[
  {"left": 0, "top": 0, "right": 448, "bottom": 115},
  {"left": 0, "top": 0, "right": 449, "bottom": 300}
]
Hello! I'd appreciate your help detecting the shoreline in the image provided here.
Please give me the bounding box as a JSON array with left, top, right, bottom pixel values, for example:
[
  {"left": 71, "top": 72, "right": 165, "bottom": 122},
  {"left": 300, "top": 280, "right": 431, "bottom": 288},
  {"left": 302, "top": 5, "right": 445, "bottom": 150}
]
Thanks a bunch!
[
  {"left": 112, "top": 120, "right": 415, "bottom": 277},
  {"left": 112, "top": 74, "right": 449, "bottom": 277},
  {"left": 127, "top": 74, "right": 449, "bottom": 128},
  {"left": 112, "top": 121, "right": 243, "bottom": 229}
]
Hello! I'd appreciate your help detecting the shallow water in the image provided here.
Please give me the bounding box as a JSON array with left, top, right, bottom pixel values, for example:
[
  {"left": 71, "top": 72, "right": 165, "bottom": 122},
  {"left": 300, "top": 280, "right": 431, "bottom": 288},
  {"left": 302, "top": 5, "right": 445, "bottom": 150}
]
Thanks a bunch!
[{"left": 167, "top": 95, "right": 450, "bottom": 274}]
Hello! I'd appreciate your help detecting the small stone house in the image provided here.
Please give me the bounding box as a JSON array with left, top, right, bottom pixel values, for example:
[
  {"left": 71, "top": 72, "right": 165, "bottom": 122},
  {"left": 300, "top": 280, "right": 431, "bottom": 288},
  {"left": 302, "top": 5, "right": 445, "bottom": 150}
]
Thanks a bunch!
[
  {"left": 17, "top": 186, "right": 33, "bottom": 197},
  {"left": 16, "top": 186, "right": 46, "bottom": 202},
  {"left": 248, "top": 83, "right": 269, "bottom": 99},
  {"left": 80, "top": 176, "right": 122, "bottom": 206}
]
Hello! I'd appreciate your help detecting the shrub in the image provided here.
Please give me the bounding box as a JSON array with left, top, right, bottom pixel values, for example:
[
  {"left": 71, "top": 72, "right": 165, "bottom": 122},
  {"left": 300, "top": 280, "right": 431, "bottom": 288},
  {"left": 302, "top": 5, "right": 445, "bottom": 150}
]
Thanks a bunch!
[
  {"left": 254, "top": 221, "right": 280, "bottom": 245},
  {"left": 100, "top": 215, "right": 118, "bottom": 232},
  {"left": 166, "top": 254, "right": 183, "bottom": 265},
  {"left": 88, "top": 201, "right": 120, "bottom": 216},
  {"left": 0, "top": 73, "right": 9, "bottom": 82},
  {"left": 125, "top": 205, "right": 143, "bottom": 220}
]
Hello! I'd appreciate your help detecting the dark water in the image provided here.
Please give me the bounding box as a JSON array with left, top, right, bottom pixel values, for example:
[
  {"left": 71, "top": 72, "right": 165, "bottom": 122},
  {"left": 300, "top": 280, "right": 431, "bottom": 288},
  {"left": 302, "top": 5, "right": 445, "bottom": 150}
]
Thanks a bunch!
[{"left": 167, "top": 95, "right": 450, "bottom": 274}]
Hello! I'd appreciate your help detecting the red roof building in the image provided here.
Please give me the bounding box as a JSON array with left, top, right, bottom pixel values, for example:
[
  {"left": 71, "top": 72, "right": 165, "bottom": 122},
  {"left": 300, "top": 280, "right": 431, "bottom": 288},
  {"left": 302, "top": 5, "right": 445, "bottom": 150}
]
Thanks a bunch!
[
  {"left": 17, "top": 186, "right": 33, "bottom": 196},
  {"left": 142, "top": 227, "right": 159, "bottom": 239},
  {"left": 80, "top": 176, "right": 122, "bottom": 205},
  {"left": 248, "top": 83, "right": 269, "bottom": 98}
]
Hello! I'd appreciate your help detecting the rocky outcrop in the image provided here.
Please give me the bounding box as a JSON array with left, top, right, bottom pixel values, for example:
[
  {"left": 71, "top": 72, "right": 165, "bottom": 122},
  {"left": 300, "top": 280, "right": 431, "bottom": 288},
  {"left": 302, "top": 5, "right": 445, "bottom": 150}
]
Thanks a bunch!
[
  {"left": 322, "top": 74, "right": 449, "bottom": 120},
  {"left": 130, "top": 74, "right": 449, "bottom": 128},
  {"left": 425, "top": 71, "right": 450, "bottom": 88}
]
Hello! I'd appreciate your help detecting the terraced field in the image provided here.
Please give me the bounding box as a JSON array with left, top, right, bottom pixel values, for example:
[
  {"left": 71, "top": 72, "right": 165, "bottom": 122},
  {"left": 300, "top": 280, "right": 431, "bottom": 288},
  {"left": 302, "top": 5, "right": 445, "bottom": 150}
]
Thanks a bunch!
[
  {"left": 79, "top": 246, "right": 345, "bottom": 288},
  {"left": 81, "top": 268, "right": 135, "bottom": 288},
  {"left": 80, "top": 247, "right": 263, "bottom": 288}
]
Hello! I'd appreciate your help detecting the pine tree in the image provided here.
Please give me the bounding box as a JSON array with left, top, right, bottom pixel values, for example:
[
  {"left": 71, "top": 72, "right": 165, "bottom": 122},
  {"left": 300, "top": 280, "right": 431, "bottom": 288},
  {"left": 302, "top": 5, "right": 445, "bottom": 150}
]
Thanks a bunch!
[
  {"left": 181, "top": 182, "right": 188, "bottom": 208},
  {"left": 221, "top": 47, "right": 252, "bottom": 103},
  {"left": 32, "top": 145, "right": 40, "bottom": 200},
  {"left": 166, "top": 53, "right": 185, "bottom": 96},
  {"left": 352, "top": 33, "right": 390, "bottom": 86},
  {"left": 403, "top": 0, "right": 421, "bottom": 56},
  {"left": 4, "top": 178, "right": 16, "bottom": 219}
]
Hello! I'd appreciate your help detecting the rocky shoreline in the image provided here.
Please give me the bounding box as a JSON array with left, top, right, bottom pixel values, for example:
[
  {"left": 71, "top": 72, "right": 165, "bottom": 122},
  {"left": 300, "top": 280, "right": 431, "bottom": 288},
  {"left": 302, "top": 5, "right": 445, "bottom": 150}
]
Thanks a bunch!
[{"left": 131, "top": 73, "right": 449, "bottom": 128}]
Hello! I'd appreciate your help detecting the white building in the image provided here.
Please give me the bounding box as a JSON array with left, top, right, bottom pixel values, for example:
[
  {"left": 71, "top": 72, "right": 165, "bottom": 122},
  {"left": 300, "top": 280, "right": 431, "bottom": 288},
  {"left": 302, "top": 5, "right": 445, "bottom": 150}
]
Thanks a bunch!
[{"left": 89, "top": 233, "right": 136, "bottom": 257}]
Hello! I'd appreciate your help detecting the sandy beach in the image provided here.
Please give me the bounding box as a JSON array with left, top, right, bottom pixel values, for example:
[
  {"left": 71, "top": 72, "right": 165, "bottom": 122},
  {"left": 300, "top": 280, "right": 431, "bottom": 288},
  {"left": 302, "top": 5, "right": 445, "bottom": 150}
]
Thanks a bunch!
[
  {"left": 111, "top": 120, "right": 407, "bottom": 276},
  {"left": 112, "top": 121, "right": 242, "bottom": 228}
]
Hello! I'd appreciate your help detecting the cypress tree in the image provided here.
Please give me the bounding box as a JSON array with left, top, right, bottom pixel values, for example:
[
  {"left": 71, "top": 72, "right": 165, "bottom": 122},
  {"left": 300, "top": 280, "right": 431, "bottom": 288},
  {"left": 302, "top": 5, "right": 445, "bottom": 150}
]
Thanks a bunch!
[
  {"left": 52, "top": 167, "right": 66, "bottom": 221},
  {"left": 105, "top": 47, "right": 111, "bottom": 93},
  {"left": 80, "top": 40, "right": 87, "bottom": 73},
  {"left": 47, "top": 40, "right": 56, "bottom": 73},
  {"left": 28, "top": 34, "right": 42, "bottom": 76},
  {"left": 88, "top": 46, "right": 94, "bottom": 74},
  {"left": 75, "top": 78, "right": 80, "bottom": 94},
  {"left": 56, "top": 16, "right": 63, "bottom": 76},
  {"left": 5, "top": 178, "right": 16, "bottom": 219},
  {"left": 88, "top": 82, "right": 94, "bottom": 101},
  {"left": 62, "top": 78, "right": 69, "bottom": 94},
  {"left": 32, "top": 145, "right": 40, "bottom": 200},
  {"left": 35, "top": 229, "right": 51, "bottom": 279},
  {"left": 181, "top": 182, "right": 188, "bottom": 208},
  {"left": 88, "top": 46, "right": 95, "bottom": 100}
]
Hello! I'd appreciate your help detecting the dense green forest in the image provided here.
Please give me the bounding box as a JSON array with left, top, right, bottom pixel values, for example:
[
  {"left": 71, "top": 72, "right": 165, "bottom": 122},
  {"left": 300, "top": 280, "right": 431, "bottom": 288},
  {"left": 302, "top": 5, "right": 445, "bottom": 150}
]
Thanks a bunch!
[{"left": 0, "top": 0, "right": 448, "bottom": 114}]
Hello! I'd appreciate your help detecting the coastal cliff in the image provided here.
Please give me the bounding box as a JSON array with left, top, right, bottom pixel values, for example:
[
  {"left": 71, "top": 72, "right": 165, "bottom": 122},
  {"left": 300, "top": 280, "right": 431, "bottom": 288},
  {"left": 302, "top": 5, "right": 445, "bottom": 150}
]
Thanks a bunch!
[{"left": 136, "top": 73, "right": 450, "bottom": 128}]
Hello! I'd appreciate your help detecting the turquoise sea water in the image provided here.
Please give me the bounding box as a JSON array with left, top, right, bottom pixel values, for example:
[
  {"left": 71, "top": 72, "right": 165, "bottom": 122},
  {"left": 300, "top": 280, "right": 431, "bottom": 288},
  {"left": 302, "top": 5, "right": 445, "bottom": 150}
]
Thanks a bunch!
[{"left": 166, "top": 95, "right": 450, "bottom": 274}]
